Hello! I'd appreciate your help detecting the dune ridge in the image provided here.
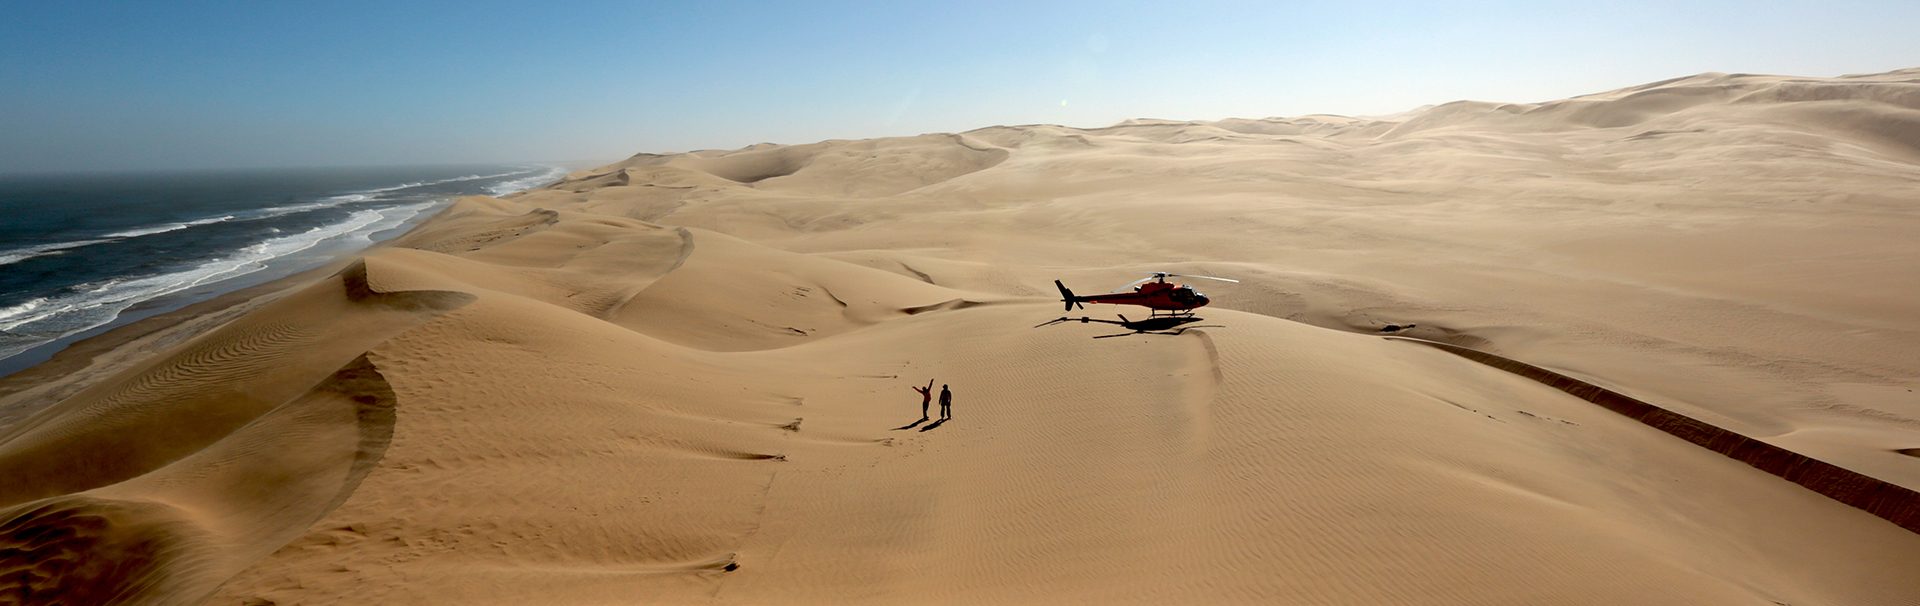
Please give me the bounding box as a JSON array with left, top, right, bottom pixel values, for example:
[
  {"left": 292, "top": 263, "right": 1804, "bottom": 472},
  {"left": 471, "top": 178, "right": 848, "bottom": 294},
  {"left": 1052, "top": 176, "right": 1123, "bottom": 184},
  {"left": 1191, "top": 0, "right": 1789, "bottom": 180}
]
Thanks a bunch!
[
  {"left": 0, "top": 352, "right": 403, "bottom": 604},
  {"left": 3, "top": 67, "right": 1919, "bottom": 604},
  {"left": 1392, "top": 335, "right": 1920, "bottom": 533}
]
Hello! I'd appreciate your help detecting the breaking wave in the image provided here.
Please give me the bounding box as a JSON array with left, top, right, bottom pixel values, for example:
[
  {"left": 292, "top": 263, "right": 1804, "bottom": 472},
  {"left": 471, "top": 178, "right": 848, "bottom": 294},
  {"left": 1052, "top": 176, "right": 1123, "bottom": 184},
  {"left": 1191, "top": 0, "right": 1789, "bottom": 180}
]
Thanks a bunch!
[{"left": 0, "top": 201, "right": 438, "bottom": 360}]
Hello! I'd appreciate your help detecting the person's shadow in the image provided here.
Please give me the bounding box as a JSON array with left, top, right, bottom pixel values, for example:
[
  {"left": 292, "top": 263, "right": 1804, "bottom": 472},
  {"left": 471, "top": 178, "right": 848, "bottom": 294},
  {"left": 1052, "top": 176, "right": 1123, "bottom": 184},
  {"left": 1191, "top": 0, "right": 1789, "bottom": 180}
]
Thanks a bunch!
[
  {"left": 918, "top": 418, "right": 948, "bottom": 432},
  {"left": 893, "top": 417, "right": 929, "bottom": 430}
]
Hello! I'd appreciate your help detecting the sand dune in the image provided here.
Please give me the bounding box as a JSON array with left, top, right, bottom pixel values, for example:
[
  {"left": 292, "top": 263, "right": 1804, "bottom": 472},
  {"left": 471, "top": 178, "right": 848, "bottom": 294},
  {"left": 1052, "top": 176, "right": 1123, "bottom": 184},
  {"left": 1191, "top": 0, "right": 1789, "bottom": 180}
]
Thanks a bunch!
[{"left": 4, "top": 68, "right": 1920, "bottom": 604}]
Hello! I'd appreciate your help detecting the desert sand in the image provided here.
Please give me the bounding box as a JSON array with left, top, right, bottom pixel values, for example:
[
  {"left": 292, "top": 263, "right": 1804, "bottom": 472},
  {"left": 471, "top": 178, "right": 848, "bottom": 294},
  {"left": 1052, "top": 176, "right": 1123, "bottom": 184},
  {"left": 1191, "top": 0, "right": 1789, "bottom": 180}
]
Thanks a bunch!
[{"left": 4, "top": 68, "right": 1920, "bottom": 605}]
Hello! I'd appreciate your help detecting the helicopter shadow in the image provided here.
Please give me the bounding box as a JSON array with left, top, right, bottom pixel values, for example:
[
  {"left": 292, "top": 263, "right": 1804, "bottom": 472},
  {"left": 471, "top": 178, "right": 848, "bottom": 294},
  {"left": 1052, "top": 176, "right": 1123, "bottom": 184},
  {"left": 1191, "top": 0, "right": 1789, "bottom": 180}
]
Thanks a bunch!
[
  {"left": 1035, "top": 315, "right": 1223, "bottom": 339},
  {"left": 1091, "top": 325, "right": 1224, "bottom": 339}
]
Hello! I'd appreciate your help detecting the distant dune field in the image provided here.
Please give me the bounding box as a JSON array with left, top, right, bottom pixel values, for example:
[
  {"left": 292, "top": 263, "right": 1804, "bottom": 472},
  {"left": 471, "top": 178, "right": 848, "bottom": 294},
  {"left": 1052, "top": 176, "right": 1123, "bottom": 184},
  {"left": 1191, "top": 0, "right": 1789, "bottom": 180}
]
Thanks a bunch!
[{"left": 3, "top": 68, "right": 1919, "bottom": 605}]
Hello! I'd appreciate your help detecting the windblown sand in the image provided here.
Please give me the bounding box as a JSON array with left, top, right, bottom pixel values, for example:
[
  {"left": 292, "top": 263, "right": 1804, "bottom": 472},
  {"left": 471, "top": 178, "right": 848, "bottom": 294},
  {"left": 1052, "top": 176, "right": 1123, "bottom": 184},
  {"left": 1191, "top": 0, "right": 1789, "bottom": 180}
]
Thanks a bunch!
[{"left": 4, "top": 68, "right": 1920, "bottom": 605}]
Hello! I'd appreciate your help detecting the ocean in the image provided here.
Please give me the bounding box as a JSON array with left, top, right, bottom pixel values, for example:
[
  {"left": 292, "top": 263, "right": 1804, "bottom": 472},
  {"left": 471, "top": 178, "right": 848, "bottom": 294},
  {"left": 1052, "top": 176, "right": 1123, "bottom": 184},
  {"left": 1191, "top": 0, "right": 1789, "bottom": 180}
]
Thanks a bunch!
[{"left": 0, "top": 164, "right": 567, "bottom": 376}]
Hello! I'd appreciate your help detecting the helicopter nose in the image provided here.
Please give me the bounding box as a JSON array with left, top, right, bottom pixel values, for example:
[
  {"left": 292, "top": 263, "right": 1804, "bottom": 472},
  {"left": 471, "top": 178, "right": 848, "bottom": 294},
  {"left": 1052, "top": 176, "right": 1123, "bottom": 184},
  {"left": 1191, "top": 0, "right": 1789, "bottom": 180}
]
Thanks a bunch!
[{"left": 1194, "top": 294, "right": 1210, "bottom": 308}]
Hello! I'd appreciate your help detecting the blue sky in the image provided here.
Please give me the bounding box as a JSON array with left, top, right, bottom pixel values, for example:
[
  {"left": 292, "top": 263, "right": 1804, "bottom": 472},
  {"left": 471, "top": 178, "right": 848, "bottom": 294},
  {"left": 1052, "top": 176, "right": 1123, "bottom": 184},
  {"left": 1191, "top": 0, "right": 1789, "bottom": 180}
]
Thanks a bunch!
[{"left": 3, "top": 0, "right": 1916, "bottom": 173}]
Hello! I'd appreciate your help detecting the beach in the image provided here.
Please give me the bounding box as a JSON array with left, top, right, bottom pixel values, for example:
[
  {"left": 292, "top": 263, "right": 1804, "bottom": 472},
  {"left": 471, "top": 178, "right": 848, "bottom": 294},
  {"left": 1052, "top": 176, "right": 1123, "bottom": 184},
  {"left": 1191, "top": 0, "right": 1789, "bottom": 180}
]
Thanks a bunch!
[
  {"left": 0, "top": 165, "right": 569, "bottom": 378},
  {"left": 3, "top": 68, "right": 1919, "bottom": 605}
]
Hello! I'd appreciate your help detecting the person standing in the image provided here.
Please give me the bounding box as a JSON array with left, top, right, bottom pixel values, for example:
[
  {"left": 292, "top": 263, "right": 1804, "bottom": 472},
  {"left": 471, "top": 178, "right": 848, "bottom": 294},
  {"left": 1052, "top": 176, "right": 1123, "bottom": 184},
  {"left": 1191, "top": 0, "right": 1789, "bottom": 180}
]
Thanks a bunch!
[
  {"left": 938, "top": 384, "right": 952, "bottom": 420},
  {"left": 912, "top": 379, "right": 934, "bottom": 421}
]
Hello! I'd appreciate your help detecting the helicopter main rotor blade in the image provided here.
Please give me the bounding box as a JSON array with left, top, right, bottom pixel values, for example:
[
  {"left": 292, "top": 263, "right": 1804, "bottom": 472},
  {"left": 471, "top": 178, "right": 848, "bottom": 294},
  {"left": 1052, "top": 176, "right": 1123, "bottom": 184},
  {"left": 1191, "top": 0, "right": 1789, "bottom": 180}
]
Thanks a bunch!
[
  {"left": 1113, "top": 276, "right": 1157, "bottom": 292},
  {"left": 1164, "top": 273, "right": 1240, "bottom": 283},
  {"left": 1112, "top": 271, "right": 1237, "bottom": 292}
]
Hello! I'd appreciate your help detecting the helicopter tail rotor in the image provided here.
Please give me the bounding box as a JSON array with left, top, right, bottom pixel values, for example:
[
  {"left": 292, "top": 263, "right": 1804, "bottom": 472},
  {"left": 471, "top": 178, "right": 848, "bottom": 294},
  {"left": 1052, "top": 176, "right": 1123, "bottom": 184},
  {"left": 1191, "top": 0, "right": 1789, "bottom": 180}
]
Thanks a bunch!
[{"left": 1054, "top": 280, "right": 1085, "bottom": 311}]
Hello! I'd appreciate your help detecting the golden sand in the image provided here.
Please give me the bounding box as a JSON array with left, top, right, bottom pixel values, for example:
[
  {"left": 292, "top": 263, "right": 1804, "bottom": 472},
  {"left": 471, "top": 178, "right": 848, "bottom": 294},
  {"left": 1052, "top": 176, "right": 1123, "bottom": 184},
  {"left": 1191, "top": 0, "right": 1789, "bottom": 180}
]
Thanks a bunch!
[{"left": 4, "top": 68, "right": 1919, "bottom": 605}]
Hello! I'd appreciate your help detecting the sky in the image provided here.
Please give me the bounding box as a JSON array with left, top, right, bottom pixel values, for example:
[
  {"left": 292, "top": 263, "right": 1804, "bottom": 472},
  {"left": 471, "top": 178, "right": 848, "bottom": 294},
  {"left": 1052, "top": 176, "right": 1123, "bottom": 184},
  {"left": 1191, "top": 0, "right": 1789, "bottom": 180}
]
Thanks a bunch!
[{"left": 3, "top": 0, "right": 1917, "bottom": 174}]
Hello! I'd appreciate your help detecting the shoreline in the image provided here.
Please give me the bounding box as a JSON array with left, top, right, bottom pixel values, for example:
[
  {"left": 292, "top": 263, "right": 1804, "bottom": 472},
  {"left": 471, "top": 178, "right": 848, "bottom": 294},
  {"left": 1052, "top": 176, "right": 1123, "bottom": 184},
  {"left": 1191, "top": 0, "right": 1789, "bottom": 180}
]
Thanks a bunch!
[
  {"left": 0, "top": 191, "right": 511, "bottom": 426},
  {"left": 0, "top": 165, "right": 575, "bottom": 382}
]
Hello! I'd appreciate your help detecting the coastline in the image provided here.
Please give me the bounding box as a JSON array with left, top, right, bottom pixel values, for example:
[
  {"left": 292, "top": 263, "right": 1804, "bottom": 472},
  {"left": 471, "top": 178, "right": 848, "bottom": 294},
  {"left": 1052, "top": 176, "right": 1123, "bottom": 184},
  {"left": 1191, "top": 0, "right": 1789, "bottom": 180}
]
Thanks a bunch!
[
  {"left": 0, "top": 187, "right": 535, "bottom": 426},
  {"left": 0, "top": 165, "right": 575, "bottom": 381}
]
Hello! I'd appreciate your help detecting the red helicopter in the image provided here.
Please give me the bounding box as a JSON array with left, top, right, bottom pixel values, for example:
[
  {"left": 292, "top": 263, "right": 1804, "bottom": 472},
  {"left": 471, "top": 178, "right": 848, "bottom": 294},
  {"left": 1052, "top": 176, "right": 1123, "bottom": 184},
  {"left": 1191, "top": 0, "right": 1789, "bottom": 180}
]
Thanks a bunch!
[{"left": 1053, "top": 272, "right": 1238, "bottom": 318}]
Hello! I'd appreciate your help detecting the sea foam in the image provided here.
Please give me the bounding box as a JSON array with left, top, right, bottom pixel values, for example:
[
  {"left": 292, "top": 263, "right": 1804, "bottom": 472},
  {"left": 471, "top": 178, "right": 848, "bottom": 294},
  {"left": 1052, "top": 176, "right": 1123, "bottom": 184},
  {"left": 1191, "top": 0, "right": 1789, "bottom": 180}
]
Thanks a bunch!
[
  {"left": 0, "top": 201, "right": 437, "bottom": 360},
  {"left": 100, "top": 214, "right": 238, "bottom": 238},
  {"left": 0, "top": 165, "right": 558, "bottom": 366}
]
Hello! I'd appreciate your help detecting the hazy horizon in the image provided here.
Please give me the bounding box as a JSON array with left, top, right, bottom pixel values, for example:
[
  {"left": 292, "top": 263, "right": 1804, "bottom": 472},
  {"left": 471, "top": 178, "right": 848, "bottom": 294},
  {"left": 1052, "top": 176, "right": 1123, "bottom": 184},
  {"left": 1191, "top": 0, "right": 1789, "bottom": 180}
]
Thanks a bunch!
[{"left": 4, "top": 0, "right": 1917, "bottom": 174}]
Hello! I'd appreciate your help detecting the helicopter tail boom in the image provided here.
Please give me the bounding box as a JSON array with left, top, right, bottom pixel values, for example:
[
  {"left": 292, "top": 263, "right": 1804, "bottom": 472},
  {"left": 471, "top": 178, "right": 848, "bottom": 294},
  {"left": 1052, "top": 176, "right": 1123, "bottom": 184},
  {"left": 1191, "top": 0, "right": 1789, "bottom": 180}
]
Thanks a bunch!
[{"left": 1055, "top": 280, "right": 1084, "bottom": 311}]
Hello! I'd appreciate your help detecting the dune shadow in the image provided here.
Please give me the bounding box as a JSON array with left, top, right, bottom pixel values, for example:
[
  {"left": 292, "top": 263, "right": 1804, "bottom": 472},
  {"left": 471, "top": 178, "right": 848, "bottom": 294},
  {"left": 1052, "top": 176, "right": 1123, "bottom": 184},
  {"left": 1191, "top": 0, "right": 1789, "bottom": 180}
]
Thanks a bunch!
[
  {"left": 918, "top": 419, "right": 948, "bottom": 432},
  {"left": 1388, "top": 334, "right": 1920, "bottom": 535},
  {"left": 893, "top": 417, "right": 929, "bottom": 430}
]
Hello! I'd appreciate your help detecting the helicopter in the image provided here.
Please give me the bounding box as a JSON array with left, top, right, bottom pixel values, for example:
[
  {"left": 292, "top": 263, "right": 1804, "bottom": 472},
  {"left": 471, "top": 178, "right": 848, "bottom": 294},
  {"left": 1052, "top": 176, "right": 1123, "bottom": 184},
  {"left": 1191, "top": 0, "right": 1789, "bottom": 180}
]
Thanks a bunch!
[{"left": 1053, "top": 272, "right": 1238, "bottom": 319}]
